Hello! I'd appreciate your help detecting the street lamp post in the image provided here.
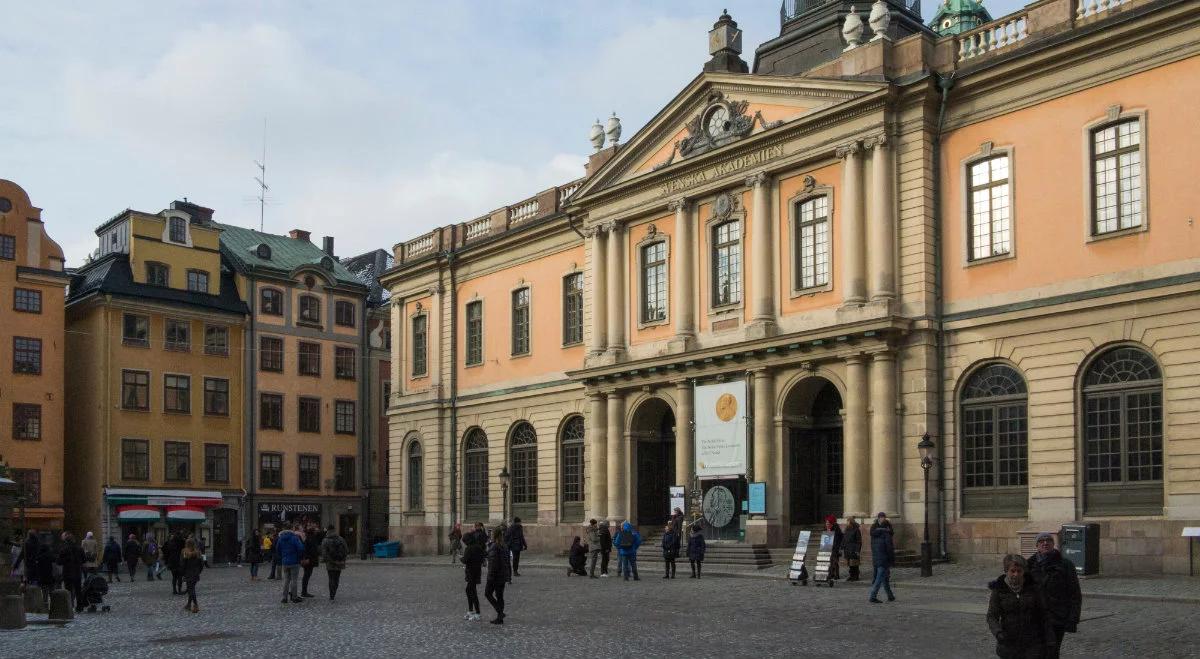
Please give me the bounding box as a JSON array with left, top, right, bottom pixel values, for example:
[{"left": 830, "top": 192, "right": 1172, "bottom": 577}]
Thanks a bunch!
[
  {"left": 918, "top": 432, "right": 936, "bottom": 578},
  {"left": 498, "top": 467, "right": 511, "bottom": 525}
]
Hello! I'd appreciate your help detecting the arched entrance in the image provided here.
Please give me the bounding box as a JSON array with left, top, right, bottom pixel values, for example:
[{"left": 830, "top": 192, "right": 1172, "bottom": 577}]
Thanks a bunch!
[
  {"left": 630, "top": 397, "right": 676, "bottom": 527},
  {"left": 782, "top": 378, "right": 844, "bottom": 525}
]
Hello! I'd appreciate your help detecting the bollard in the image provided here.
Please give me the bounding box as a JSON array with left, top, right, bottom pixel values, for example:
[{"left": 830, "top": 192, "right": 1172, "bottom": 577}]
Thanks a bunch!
[
  {"left": 23, "top": 587, "right": 43, "bottom": 614},
  {"left": 0, "top": 594, "right": 25, "bottom": 629},
  {"left": 48, "top": 589, "right": 73, "bottom": 622}
]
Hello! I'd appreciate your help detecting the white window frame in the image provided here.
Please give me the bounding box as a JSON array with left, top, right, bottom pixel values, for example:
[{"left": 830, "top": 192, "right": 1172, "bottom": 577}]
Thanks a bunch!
[
  {"left": 1083, "top": 107, "right": 1149, "bottom": 243},
  {"left": 959, "top": 143, "right": 1017, "bottom": 267}
]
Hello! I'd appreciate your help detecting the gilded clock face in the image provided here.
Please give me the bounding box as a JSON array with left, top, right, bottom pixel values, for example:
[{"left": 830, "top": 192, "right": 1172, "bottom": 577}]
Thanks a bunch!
[
  {"left": 705, "top": 105, "right": 730, "bottom": 138},
  {"left": 715, "top": 393, "right": 738, "bottom": 422}
]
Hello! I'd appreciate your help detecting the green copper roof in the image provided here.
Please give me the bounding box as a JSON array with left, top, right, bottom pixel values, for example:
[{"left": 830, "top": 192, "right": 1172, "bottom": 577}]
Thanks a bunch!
[
  {"left": 217, "top": 223, "right": 367, "bottom": 290},
  {"left": 930, "top": 0, "right": 992, "bottom": 36}
]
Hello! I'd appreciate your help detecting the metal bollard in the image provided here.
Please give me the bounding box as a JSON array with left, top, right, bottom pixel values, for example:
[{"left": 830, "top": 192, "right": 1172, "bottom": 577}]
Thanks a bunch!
[
  {"left": 0, "top": 593, "right": 25, "bottom": 630},
  {"left": 23, "top": 587, "right": 43, "bottom": 614},
  {"left": 48, "top": 589, "right": 73, "bottom": 622}
]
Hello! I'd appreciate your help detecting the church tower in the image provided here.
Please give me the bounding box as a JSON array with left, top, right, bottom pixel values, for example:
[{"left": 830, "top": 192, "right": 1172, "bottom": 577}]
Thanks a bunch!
[{"left": 929, "top": 0, "right": 993, "bottom": 36}]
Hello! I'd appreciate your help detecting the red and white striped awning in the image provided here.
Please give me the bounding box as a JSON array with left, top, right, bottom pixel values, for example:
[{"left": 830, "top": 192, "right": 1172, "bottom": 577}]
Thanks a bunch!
[
  {"left": 166, "top": 506, "right": 206, "bottom": 522},
  {"left": 116, "top": 505, "right": 161, "bottom": 521}
]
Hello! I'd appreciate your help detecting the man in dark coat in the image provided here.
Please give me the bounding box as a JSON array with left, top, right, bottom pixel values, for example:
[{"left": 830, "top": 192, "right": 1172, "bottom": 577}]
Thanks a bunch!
[
  {"left": 300, "top": 524, "right": 323, "bottom": 597},
  {"left": 505, "top": 518, "right": 528, "bottom": 578},
  {"left": 164, "top": 531, "right": 185, "bottom": 595},
  {"left": 598, "top": 522, "right": 613, "bottom": 577},
  {"left": 988, "top": 554, "right": 1056, "bottom": 659},
  {"left": 1028, "top": 533, "right": 1082, "bottom": 659},
  {"left": 122, "top": 535, "right": 141, "bottom": 581},
  {"left": 18, "top": 530, "right": 39, "bottom": 585},
  {"left": 868, "top": 512, "right": 896, "bottom": 603},
  {"left": 57, "top": 532, "right": 85, "bottom": 612}
]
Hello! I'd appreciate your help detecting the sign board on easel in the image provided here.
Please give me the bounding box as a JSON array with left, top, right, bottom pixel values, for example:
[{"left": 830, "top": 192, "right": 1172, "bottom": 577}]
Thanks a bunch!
[
  {"left": 669, "top": 487, "right": 685, "bottom": 517},
  {"left": 813, "top": 531, "right": 835, "bottom": 587},
  {"left": 788, "top": 530, "right": 811, "bottom": 585}
]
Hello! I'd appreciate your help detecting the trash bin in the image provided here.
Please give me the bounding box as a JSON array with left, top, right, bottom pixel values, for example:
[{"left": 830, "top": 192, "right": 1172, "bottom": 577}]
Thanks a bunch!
[
  {"left": 1060, "top": 523, "right": 1099, "bottom": 576},
  {"left": 373, "top": 541, "right": 401, "bottom": 559}
]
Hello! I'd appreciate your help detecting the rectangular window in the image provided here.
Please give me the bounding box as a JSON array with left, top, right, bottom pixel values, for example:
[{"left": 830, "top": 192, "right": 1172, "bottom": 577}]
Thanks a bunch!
[
  {"left": 165, "top": 319, "right": 191, "bottom": 352},
  {"left": 1092, "top": 118, "right": 1143, "bottom": 235},
  {"left": 796, "top": 196, "right": 831, "bottom": 287},
  {"left": 299, "top": 396, "right": 321, "bottom": 433},
  {"left": 13, "top": 337, "right": 42, "bottom": 375},
  {"left": 260, "top": 336, "right": 283, "bottom": 372},
  {"left": 562, "top": 273, "right": 583, "bottom": 345},
  {"left": 122, "top": 314, "right": 149, "bottom": 347},
  {"left": 204, "top": 325, "right": 228, "bottom": 356},
  {"left": 298, "top": 296, "right": 321, "bottom": 324},
  {"left": 169, "top": 216, "right": 187, "bottom": 243},
  {"left": 334, "top": 457, "right": 355, "bottom": 491},
  {"left": 0, "top": 234, "right": 15, "bottom": 260},
  {"left": 511, "top": 288, "right": 530, "bottom": 355},
  {"left": 9, "top": 469, "right": 40, "bottom": 504},
  {"left": 14, "top": 288, "right": 42, "bottom": 313},
  {"left": 122, "top": 439, "right": 149, "bottom": 480},
  {"left": 259, "top": 393, "right": 283, "bottom": 430},
  {"left": 335, "top": 346, "right": 356, "bottom": 380},
  {"left": 465, "top": 301, "right": 483, "bottom": 366},
  {"left": 186, "top": 270, "right": 209, "bottom": 293},
  {"left": 712, "top": 220, "right": 742, "bottom": 306},
  {"left": 641, "top": 242, "right": 668, "bottom": 323},
  {"left": 204, "top": 444, "right": 229, "bottom": 483},
  {"left": 12, "top": 403, "right": 42, "bottom": 440},
  {"left": 298, "top": 454, "right": 321, "bottom": 490},
  {"left": 164, "top": 441, "right": 190, "bottom": 482},
  {"left": 122, "top": 370, "right": 150, "bottom": 410},
  {"left": 335, "top": 400, "right": 355, "bottom": 435},
  {"left": 335, "top": 300, "right": 356, "bottom": 327},
  {"left": 967, "top": 155, "right": 1012, "bottom": 260},
  {"left": 298, "top": 342, "right": 321, "bottom": 376},
  {"left": 260, "top": 289, "right": 282, "bottom": 315},
  {"left": 411, "top": 315, "right": 427, "bottom": 376},
  {"left": 260, "top": 453, "right": 283, "bottom": 489},
  {"left": 146, "top": 262, "right": 169, "bottom": 287},
  {"left": 203, "top": 377, "right": 229, "bottom": 416},
  {"left": 164, "top": 374, "right": 191, "bottom": 413}
]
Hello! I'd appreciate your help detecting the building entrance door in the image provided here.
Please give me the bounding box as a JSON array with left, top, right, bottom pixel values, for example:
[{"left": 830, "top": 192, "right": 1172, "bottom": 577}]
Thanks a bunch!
[
  {"left": 789, "top": 429, "right": 843, "bottom": 525},
  {"left": 211, "top": 508, "right": 239, "bottom": 564},
  {"left": 631, "top": 397, "right": 676, "bottom": 528},
  {"left": 339, "top": 513, "right": 359, "bottom": 554}
]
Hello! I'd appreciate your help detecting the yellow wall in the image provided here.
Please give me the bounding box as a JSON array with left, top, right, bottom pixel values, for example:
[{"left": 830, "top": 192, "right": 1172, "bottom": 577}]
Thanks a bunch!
[
  {"left": 778, "top": 163, "right": 843, "bottom": 312},
  {"left": 627, "top": 212, "right": 676, "bottom": 345},
  {"left": 129, "top": 214, "right": 222, "bottom": 294}
]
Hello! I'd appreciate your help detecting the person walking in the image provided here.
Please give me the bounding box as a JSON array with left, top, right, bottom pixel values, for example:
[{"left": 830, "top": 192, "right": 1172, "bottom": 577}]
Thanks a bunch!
[
  {"left": 164, "top": 531, "right": 184, "bottom": 595},
  {"left": 57, "top": 531, "right": 85, "bottom": 612},
  {"left": 123, "top": 534, "right": 141, "bottom": 581},
  {"left": 277, "top": 524, "right": 305, "bottom": 604},
  {"left": 266, "top": 530, "right": 280, "bottom": 580},
  {"left": 18, "top": 530, "right": 39, "bottom": 586},
  {"left": 180, "top": 538, "right": 203, "bottom": 613},
  {"left": 988, "top": 554, "right": 1056, "bottom": 658},
  {"left": 660, "top": 521, "right": 680, "bottom": 579},
  {"left": 102, "top": 536, "right": 122, "bottom": 583},
  {"left": 868, "top": 512, "right": 896, "bottom": 603},
  {"left": 824, "top": 515, "right": 844, "bottom": 580},
  {"left": 461, "top": 532, "right": 485, "bottom": 621},
  {"left": 586, "top": 519, "right": 603, "bottom": 578},
  {"left": 320, "top": 525, "right": 349, "bottom": 601},
  {"left": 505, "top": 517, "right": 528, "bottom": 578},
  {"left": 598, "top": 521, "right": 613, "bottom": 577},
  {"left": 142, "top": 535, "right": 160, "bottom": 582},
  {"left": 36, "top": 541, "right": 55, "bottom": 606},
  {"left": 567, "top": 537, "right": 588, "bottom": 576},
  {"left": 245, "top": 530, "right": 263, "bottom": 582},
  {"left": 484, "top": 528, "right": 511, "bottom": 625},
  {"left": 687, "top": 522, "right": 707, "bottom": 579},
  {"left": 449, "top": 523, "right": 463, "bottom": 564},
  {"left": 300, "top": 524, "right": 323, "bottom": 597},
  {"left": 1028, "top": 533, "right": 1082, "bottom": 659},
  {"left": 842, "top": 515, "right": 863, "bottom": 582},
  {"left": 80, "top": 532, "right": 99, "bottom": 577},
  {"left": 613, "top": 521, "right": 641, "bottom": 581}
]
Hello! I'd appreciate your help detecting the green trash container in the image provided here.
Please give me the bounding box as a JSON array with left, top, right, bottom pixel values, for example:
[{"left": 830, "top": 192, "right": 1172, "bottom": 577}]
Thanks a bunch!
[{"left": 1060, "top": 523, "right": 1099, "bottom": 576}]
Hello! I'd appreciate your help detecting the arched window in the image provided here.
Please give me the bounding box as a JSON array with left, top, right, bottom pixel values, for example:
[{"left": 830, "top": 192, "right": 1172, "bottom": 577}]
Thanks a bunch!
[
  {"left": 407, "top": 441, "right": 423, "bottom": 510},
  {"left": 560, "top": 416, "right": 585, "bottom": 521},
  {"left": 1082, "top": 346, "right": 1162, "bottom": 515},
  {"left": 464, "top": 429, "right": 489, "bottom": 521},
  {"left": 510, "top": 422, "right": 538, "bottom": 519},
  {"left": 960, "top": 363, "right": 1028, "bottom": 517}
]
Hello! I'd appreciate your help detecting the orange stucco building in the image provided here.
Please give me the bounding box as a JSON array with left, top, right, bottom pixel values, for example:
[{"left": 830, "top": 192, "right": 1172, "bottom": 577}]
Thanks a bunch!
[
  {"left": 0, "top": 180, "right": 69, "bottom": 532},
  {"left": 383, "top": 0, "right": 1199, "bottom": 574}
]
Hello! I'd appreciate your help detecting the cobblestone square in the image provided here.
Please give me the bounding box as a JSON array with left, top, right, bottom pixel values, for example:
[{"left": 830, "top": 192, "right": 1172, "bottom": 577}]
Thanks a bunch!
[{"left": 1, "top": 563, "right": 1195, "bottom": 658}]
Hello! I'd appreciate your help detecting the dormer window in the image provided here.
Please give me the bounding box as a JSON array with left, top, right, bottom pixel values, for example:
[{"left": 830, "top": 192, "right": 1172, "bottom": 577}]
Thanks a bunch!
[
  {"left": 169, "top": 216, "right": 187, "bottom": 244},
  {"left": 299, "top": 295, "right": 321, "bottom": 324},
  {"left": 320, "top": 256, "right": 334, "bottom": 271},
  {"left": 256, "top": 244, "right": 272, "bottom": 260}
]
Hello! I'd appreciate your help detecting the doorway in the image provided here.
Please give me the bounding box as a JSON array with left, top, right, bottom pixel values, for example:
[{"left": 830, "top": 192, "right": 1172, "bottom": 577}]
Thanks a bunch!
[
  {"left": 631, "top": 397, "right": 676, "bottom": 528},
  {"left": 211, "top": 509, "right": 239, "bottom": 564},
  {"left": 339, "top": 513, "right": 359, "bottom": 553},
  {"left": 782, "top": 379, "right": 844, "bottom": 526}
]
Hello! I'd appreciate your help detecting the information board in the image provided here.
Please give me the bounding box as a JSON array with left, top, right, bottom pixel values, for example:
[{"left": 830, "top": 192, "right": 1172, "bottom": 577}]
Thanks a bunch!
[
  {"left": 669, "top": 486, "right": 685, "bottom": 517},
  {"left": 788, "top": 530, "right": 812, "bottom": 584},
  {"left": 748, "top": 482, "right": 766, "bottom": 515},
  {"left": 695, "top": 381, "right": 748, "bottom": 477},
  {"left": 813, "top": 530, "right": 835, "bottom": 586}
]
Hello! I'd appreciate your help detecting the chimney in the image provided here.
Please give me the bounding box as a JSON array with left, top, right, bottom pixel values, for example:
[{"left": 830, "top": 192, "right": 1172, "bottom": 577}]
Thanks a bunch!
[
  {"left": 289, "top": 229, "right": 311, "bottom": 242},
  {"left": 170, "top": 200, "right": 215, "bottom": 224},
  {"left": 322, "top": 236, "right": 335, "bottom": 256}
]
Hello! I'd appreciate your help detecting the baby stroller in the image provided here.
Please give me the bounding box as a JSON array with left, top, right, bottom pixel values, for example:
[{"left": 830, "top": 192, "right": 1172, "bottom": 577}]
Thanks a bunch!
[{"left": 82, "top": 574, "right": 111, "bottom": 613}]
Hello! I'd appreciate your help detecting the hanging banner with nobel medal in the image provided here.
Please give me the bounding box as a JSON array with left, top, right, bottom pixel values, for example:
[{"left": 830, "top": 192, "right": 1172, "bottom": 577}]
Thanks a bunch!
[{"left": 694, "top": 380, "right": 748, "bottom": 477}]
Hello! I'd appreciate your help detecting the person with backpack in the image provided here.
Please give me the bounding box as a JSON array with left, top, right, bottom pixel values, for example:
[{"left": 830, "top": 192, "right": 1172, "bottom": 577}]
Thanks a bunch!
[
  {"left": 660, "top": 521, "right": 681, "bottom": 579},
  {"left": 320, "top": 525, "right": 349, "bottom": 601},
  {"left": 598, "top": 521, "right": 613, "bottom": 577},
  {"left": 102, "top": 536, "right": 122, "bottom": 583},
  {"left": 122, "top": 535, "right": 141, "bottom": 581},
  {"left": 484, "top": 527, "right": 511, "bottom": 625},
  {"left": 142, "top": 535, "right": 161, "bottom": 582},
  {"left": 180, "top": 538, "right": 204, "bottom": 613},
  {"left": 687, "top": 522, "right": 707, "bottom": 578},
  {"left": 461, "top": 531, "right": 485, "bottom": 621},
  {"left": 613, "top": 521, "right": 641, "bottom": 581},
  {"left": 505, "top": 517, "right": 528, "bottom": 578},
  {"left": 245, "top": 530, "right": 264, "bottom": 582}
]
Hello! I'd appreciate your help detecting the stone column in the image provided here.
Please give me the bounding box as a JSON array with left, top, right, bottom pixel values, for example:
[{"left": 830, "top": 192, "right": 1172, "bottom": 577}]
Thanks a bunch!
[
  {"left": 843, "top": 354, "right": 870, "bottom": 518},
  {"left": 749, "top": 368, "right": 779, "bottom": 544},
  {"left": 588, "top": 391, "right": 608, "bottom": 521},
  {"left": 747, "top": 172, "right": 776, "bottom": 336},
  {"left": 838, "top": 142, "right": 866, "bottom": 307},
  {"left": 867, "top": 134, "right": 896, "bottom": 301},
  {"left": 428, "top": 285, "right": 442, "bottom": 390},
  {"left": 606, "top": 391, "right": 626, "bottom": 521},
  {"left": 589, "top": 226, "right": 608, "bottom": 357},
  {"left": 870, "top": 351, "right": 898, "bottom": 516},
  {"left": 669, "top": 199, "right": 695, "bottom": 352},
  {"left": 390, "top": 297, "right": 404, "bottom": 396},
  {"left": 674, "top": 380, "right": 695, "bottom": 492},
  {"left": 605, "top": 222, "right": 626, "bottom": 357}
]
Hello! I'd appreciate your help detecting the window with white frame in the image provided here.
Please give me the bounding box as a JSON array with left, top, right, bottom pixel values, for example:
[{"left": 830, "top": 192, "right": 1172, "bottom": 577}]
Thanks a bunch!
[
  {"left": 1091, "top": 118, "right": 1143, "bottom": 235},
  {"left": 712, "top": 220, "right": 741, "bottom": 306},
  {"left": 968, "top": 154, "right": 1012, "bottom": 260},
  {"left": 794, "top": 196, "right": 831, "bottom": 287},
  {"left": 641, "top": 242, "right": 667, "bottom": 323}
]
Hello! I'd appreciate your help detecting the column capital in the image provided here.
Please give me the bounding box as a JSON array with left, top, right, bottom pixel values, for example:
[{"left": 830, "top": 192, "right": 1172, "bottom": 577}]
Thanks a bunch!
[
  {"left": 835, "top": 140, "right": 863, "bottom": 159},
  {"left": 862, "top": 132, "right": 889, "bottom": 151},
  {"left": 747, "top": 367, "right": 774, "bottom": 379},
  {"left": 667, "top": 197, "right": 691, "bottom": 212},
  {"left": 585, "top": 390, "right": 608, "bottom": 402},
  {"left": 604, "top": 220, "right": 624, "bottom": 236},
  {"left": 867, "top": 348, "right": 895, "bottom": 362},
  {"left": 845, "top": 352, "right": 868, "bottom": 365},
  {"left": 744, "top": 171, "right": 768, "bottom": 189},
  {"left": 671, "top": 378, "right": 693, "bottom": 389}
]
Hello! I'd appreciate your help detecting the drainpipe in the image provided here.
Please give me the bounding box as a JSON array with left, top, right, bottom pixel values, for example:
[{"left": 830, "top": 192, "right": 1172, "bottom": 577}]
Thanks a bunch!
[
  {"left": 359, "top": 296, "right": 370, "bottom": 559},
  {"left": 246, "top": 277, "right": 258, "bottom": 544},
  {"left": 932, "top": 72, "right": 955, "bottom": 559},
  {"left": 446, "top": 231, "right": 460, "bottom": 547}
]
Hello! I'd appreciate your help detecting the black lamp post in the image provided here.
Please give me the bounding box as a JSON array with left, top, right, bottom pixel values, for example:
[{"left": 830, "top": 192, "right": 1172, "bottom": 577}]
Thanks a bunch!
[
  {"left": 498, "top": 466, "right": 511, "bottom": 524},
  {"left": 918, "top": 432, "right": 936, "bottom": 577}
]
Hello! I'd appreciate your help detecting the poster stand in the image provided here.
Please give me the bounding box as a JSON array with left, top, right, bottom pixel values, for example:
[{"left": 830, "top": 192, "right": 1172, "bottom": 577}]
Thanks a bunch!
[
  {"left": 813, "top": 530, "right": 835, "bottom": 587},
  {"left": 788, "top": 530, "right": 811, "bottom": 586}
]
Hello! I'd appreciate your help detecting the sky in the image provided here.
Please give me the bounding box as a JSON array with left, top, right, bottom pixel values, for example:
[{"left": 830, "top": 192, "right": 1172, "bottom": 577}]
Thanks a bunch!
[{"left": 2, "top": 0, "right": 1026, "bottom": 267}]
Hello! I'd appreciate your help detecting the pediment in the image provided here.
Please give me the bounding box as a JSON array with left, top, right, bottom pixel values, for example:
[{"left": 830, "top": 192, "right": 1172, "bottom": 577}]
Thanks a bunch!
[{"left": 574, "top": 73, "right": 883, "bottom": 199}]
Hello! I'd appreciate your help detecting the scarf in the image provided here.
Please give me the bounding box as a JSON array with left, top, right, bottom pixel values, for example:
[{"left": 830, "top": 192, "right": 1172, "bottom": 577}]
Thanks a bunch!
[{"left": 1006, "top": 574, "right": 1023, "bottom": 592}]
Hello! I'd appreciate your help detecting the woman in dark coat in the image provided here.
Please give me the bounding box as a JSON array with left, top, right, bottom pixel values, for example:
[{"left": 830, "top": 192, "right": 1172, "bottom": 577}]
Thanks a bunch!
[
  {"left": 987, "top": 554, "right": 1056, "bottom": 659},
  {"left": 841, "top": 516, "right": 862, "bottom": 582},
  {"left": 505, "top": 518, "right": 527, "bottom": 578},
  {"left": 484, "top": 528, "right": 511, "bottom": 625},
  {"left": 824, "top": 515, "right": 844, "bottom": 580},
  {"left": 35, "top": 541, "right": 55, "bottom": 604},
  {"left": 123, "top": 535, "right": 141, "bottom": 580},
  {"left": 686, "top": 522, "right": 706, "bottom": 579},
  {"left": 57, "top": 532, "right": 85, "bottom": 612},
  {"left": 103, "top": 536, "right": 122, "bottom": 582},
  {"left": 245, "top": 530, "right": 263, "bottom": 582},
  {"left": 180, "top": 538, "right": 204, "bottom": 613},
  {"left": 660, "top": 522, "right": 681, "bottom": 579},
  {"left": 567, "top": 536, "right": 588, "bottom": 576},
  {"left": 461, "top": 534, "right": 485, "bottom": 620}
]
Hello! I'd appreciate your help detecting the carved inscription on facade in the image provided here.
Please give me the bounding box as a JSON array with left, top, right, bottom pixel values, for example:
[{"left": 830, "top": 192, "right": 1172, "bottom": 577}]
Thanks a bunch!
[{"left": 659, "top": 144, "right": 785, "bottom": 197}]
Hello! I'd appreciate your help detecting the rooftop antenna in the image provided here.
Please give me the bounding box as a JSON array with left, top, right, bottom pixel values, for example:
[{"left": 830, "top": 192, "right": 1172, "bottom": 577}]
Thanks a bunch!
[{"left": 254, "top": 118, "right": 269, "bottom": 231}]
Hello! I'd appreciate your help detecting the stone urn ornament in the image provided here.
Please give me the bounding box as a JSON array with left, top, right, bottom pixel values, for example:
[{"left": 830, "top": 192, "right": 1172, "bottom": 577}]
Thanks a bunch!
[
  {"left": 605, "top": 112, "right": 622, "bottom": 146},
  {"left": 842, "top": 6, "right": 865, "bottom": 51},
  {"left": 869, "top": 0, "right": 892, "bottom": 41},
  {"left": 589, "top": 118, "right": 605, "bottom": 152}
]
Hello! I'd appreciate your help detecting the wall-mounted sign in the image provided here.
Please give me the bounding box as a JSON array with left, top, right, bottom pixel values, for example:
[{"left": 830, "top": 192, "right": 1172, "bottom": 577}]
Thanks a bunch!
[
  {"left": 695, "top": 381, "right": 748, "bottom": 477},
  {"left": 669, "top": 486, "right": 686, "bottom": 516},
  {"left": 748, "top": 482, "right": 766, "bottom": 515},
  {"left": 147, "top": 497, "right": 186, "bottom": 507},
  {"left": 258, "top": 503, "right": 321, "bottom": 515}
]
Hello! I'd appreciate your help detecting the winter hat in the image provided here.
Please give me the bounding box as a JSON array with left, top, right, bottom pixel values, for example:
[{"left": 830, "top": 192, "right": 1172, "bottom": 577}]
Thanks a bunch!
[
  {"left": 876, "top": 511, "right": 887, "bottom": 519},
  {"left": 1035, "top": 532, "right": 1055, "bottom": 544}
]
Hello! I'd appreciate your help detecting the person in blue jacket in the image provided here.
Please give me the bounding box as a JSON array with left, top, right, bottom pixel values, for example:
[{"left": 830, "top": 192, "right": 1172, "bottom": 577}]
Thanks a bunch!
[
  {"left": 277, "top": 524, "right": 306, "bottom": 604},
  {"left": 613, "top": 521, "right": 641, "bottom": 581},
  {"left": 868, "top": 512, "right": 896, "bottom": 603},
  {"left": 687, "top": 522, "right": 707, "bottom": 579}
]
